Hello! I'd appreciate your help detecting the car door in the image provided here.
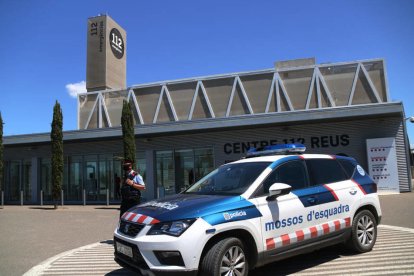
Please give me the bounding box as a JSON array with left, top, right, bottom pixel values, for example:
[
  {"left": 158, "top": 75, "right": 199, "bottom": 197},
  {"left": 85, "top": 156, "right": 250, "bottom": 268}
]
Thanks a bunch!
[
  {"left": 304, "top": 158, "right": 357, "bottom": 228},
  {"left": 251, "top": 159, "right": 311, "bottom": 260}
]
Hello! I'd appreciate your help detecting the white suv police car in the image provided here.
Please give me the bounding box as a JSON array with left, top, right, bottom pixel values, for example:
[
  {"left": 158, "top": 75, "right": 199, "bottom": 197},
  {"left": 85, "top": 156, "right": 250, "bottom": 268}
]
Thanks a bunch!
[{"left": 114, "top": 144, "right": 381, "bottom": 276}]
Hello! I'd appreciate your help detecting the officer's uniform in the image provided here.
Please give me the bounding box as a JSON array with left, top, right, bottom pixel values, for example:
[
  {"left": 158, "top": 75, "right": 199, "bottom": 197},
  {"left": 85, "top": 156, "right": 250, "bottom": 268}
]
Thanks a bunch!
[{"left": 120, "top": 169, "right": 145, "bottom": 217}]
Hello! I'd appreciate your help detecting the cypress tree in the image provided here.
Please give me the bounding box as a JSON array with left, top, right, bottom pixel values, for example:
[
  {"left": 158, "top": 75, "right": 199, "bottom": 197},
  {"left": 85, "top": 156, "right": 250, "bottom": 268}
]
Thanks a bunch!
[
  {"left": 0, "top": 112, "right": 3, "bottom": 192},
  {"left": 51, "top": 101, "right": 63, "bottom": 209},
  {"left": 121, "top": 99, "right": 136, "bottom": 163}
]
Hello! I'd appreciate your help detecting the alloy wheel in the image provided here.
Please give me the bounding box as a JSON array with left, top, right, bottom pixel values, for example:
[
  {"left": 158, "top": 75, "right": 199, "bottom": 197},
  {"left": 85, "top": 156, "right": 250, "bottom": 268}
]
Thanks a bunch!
[
  {"left": 220, "top": 245, "right": 246, "bottom": 276},
  {"left": 357, "top": 214, "right": 375, "bottom": 246}
]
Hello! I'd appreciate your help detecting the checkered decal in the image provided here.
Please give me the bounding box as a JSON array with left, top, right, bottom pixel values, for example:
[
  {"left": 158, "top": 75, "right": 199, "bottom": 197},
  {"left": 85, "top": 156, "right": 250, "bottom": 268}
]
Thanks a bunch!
[
  {"left": 122, "top": 212, "right": 160, "bottom": 225},
  {"left": 266, "top": 217, "right": 351, "bottom": 250}
]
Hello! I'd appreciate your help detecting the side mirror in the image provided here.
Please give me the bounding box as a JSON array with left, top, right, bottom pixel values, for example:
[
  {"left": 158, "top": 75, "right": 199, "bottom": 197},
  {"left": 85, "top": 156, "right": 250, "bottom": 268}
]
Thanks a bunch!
[{"left": 266, "top": 183, "right": 292, "bottom": 201}]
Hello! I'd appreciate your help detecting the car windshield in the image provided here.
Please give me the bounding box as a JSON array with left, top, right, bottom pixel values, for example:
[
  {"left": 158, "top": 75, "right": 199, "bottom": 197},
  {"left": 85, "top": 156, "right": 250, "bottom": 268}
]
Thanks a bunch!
[{"left": 184, "top": 162, "right": 271, "bottom": 195}]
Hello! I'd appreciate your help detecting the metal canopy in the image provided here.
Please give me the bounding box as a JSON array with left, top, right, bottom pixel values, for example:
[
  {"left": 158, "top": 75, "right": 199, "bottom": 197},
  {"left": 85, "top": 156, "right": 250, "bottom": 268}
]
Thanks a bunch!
[{"left": 77, "top": 59, "right": 388, "bottom": 130}]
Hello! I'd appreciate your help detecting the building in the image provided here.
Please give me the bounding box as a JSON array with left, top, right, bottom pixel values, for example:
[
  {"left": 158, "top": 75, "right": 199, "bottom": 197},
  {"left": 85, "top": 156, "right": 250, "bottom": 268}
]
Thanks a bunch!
[
  {"left": 2, "top": 16, "right": 411, "bottom": 205},
  {"left": 3, "top": 57, "right": 412, "bottom": 205}
]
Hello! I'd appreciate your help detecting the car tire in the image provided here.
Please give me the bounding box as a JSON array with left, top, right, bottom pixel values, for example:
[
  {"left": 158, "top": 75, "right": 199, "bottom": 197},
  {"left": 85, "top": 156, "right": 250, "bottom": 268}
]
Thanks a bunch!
[
  {"left": 200, "top": 237, "right": 249, "bottom": 276},
  {"left": 347, "top": 210, "right": 377, "bottom": 253}
]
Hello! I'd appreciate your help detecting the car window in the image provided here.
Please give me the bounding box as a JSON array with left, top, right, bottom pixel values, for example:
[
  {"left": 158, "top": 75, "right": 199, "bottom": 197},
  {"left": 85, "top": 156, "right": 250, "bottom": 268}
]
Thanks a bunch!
[
  {"left": 184, "top": 162, "right": 271, "bottom": 195},
  {"left": 337, "top": 159, "right": 356, "bottom": 178},
  {"left": 305, "top": 159, "right": 348, "bottom": 186},
  {"left": 255, "top": 160, "right": 308, "bottom": 197}
]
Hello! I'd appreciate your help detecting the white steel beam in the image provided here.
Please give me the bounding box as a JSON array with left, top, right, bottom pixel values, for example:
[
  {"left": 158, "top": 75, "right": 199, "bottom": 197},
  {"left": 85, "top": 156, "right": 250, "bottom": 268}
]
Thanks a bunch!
[
  {"left": 84, "top": 95, "right": 100, "bottom": 129},
  {"left": 100, "top": 93, "right": 112, "bottom": 127},
  {"left": 163, "top": 85, "right": 178, "bottom": 121},
  {"left": 275, "top": 73, "right": 294, "bottom": 111},
  {"left": 98, "top": 93, "right": 102, "bottom": 128},
  {"left": 276, "top": 77, "right": 281, "bottom": 112},
  {"left": 360, "top": 64, "right": 382, "bottom": 103},
  {"left": 225, "top": 77, "right": 238, "bottom": 117},
  {"left": 237, "top": 77, "right": 254, "bottom": 114},
  {"left": 200, "top": 81, "right": 215, "bottom": 118},
  {"left": 189, "top": 81, "right": 216, "bottom": 120},
  {"left": 348, "top": 64, "right": 361, "bottom": 105},
  {"left": 153, "top": 86, "right": 165, "bottom": 123},
  {"left": 188, "top": 82, "right": 200, "bottom": 120},
  {"left": 128, "top": 89, "right": 144, "bottom": 124},
  {"left": 316, "top": 67, "right": 336, "bottom": 107},
  {"left": 153, "top": 85, "right": 178, "bottom": 123},
  {"left": 305, "top": 69, "right": 317, "bottom": 110},
  {"left": 265, "top": 76, "right": 276, "bottom": 113}
]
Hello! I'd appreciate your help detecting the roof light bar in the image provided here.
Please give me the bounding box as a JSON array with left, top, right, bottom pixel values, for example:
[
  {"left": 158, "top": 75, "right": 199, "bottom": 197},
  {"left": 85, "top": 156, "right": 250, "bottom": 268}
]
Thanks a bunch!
[{"left": 246, "top": 143, "right": 306, "bottom": 157}]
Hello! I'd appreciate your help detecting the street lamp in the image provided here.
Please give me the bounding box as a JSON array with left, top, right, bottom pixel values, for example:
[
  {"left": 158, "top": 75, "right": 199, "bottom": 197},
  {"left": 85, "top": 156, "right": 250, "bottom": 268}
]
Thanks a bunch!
[{"left": 405, "top": 117, "right": 414, "bottom": 123}]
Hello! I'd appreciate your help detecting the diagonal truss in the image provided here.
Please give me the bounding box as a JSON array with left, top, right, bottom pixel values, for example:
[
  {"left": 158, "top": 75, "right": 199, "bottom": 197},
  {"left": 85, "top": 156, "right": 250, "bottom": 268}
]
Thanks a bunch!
[
  {"left": 84, "top": 94, "right": 99, "bottom": 129},
  {"left": 265, "top": 73, "right": 294, "bottom": 112},
  {"left": 100, "top": 93, "right": 112, "bottom": 127},
  {"left": 80, "top": 60, "right": 387, "bottom": 129},
  {"left": 225, "top": 76, "right": 254, "bottom": 117},
  {"left": 348, "top": 64, "right": 382, "bottom": 105},
  {"left": 127, "top": 89, "right": 144, "bottom": 124},
  {"left": 305, "top": 68, "right": 336, "bottom": 109},
  {"left": 153, "top": 85, "right": 178, "bottom": 123},
  {"left": 188, "top": 81, "right": 215, "bottom": 120}
]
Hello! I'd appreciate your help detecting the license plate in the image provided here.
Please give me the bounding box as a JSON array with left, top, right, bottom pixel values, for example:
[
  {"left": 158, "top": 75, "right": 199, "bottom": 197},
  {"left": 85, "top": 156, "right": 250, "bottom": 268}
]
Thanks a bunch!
[{"left": 116, "top": 242, "right": 133, "bottom": 258}]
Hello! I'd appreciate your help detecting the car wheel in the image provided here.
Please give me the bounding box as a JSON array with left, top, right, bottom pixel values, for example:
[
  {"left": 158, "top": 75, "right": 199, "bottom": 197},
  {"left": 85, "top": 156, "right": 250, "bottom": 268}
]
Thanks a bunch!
[
  {"left": 347, "top": 210, "right": 377, "bottom": 253},
  {"left": 200, "top": 237, "right": 249, "bottom": 276}
]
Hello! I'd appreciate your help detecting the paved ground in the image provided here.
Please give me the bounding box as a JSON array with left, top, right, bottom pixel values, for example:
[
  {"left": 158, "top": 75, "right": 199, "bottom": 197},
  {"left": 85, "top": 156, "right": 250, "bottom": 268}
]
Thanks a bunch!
[
  {"left": 0, "top": 206, "right": 120, "bottom": 276},
  {"left": 25, "top": 226, "right": 414, "bottom": 276},
  {"left": 0, "top": 193, "right": 413, "bottom": 276}
]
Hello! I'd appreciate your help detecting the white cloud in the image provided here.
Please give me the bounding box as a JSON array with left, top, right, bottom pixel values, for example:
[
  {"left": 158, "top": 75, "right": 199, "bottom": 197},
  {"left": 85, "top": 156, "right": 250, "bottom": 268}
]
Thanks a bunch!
[{"left": 66, "top": 81, "right": 87, "bottom": 98}]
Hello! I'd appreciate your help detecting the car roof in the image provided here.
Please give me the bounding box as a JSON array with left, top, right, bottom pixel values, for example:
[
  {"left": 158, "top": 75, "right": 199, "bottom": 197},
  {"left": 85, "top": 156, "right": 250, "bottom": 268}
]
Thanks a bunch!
[{"left": 232, "top": 154, "right": 339, "bottom": 164}]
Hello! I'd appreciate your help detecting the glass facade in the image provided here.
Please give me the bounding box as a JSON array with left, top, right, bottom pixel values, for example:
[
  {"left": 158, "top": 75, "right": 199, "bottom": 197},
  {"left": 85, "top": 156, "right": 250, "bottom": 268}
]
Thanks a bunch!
[
  {"left": 156, "top": 148, "right": 214, "bottom": 197},
  {"left": 2, "top": 151, "right": 150, "bottom": 204},
  {"left": 40, "top": 158, "right": 52, "bottom": 201}
]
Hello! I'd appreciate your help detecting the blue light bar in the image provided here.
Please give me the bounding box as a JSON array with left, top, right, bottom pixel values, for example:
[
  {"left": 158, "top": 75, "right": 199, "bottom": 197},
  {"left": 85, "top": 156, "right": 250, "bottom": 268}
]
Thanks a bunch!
[{"left": 246, "top": 143, "right": 306, "bottom": 157}]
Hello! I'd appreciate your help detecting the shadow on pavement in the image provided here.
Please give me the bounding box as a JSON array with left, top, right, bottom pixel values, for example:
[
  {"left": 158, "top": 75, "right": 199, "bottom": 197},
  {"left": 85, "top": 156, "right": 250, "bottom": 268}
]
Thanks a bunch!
[
  {"left": 28, "top": 206, "right": 58, "bottom": 210},
  {"left": 106, "top": 268, "right": 136, "bottom": 275},
  {"left": 95, "top": 207, "right": 120, "bottom": 210},
  {"left": 101, "top": 239, "right": 114, "bottom": 245},
  {"left": 253, "top": 245, "right": 358, "bottom": 275}
]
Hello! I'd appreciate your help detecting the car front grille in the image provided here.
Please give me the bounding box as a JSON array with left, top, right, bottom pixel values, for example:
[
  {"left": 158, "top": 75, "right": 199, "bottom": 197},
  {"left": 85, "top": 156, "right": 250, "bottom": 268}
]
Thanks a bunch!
[{"left": 119, "top": 220, "right": 145, "bottom": 237}]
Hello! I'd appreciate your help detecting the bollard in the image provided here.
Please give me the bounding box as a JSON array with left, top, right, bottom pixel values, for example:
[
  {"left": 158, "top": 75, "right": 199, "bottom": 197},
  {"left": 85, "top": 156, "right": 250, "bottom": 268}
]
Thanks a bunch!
[
  {"left": 61, "top": 190, "right": 64, "bottom": 206},
  {"left": 1, "top": 190, "right": 4, "bottom": 207},
  {"left": 40, "top": 190, "right": 43, "bottom": 206},
  {"left": 106, "top": 188, "right": 109, "bottom": 206},
  {"left": 21, "top": 190, "right": 23, "bottom": 206},
  {"left": 83, "top": 189, "right": 86, "bottom": 206}
]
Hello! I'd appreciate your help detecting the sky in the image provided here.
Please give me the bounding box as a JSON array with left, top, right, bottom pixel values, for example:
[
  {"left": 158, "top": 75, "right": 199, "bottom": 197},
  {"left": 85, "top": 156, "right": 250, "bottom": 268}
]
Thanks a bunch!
[{"left": 1, "top": 0, "right": 414, "bottom": 142}]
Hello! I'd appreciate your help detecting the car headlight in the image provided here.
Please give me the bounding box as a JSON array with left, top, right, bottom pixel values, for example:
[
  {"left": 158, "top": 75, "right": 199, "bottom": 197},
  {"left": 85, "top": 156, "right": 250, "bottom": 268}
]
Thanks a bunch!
[{"left": 148, "top": 219, "right": 195, "bottom": 237}]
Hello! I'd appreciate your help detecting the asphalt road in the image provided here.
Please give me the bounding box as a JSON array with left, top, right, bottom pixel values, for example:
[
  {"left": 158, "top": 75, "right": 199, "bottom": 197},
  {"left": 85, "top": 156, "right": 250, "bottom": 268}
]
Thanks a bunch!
[{"left": 0, "top": 192, "right": 413, "bottom": 276}]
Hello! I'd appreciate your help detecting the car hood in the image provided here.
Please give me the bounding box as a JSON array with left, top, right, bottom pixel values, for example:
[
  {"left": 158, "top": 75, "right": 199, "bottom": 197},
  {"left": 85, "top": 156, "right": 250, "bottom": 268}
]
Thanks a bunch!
[{"left": 123, "top": 193, "right": 262, "bottom": 225}]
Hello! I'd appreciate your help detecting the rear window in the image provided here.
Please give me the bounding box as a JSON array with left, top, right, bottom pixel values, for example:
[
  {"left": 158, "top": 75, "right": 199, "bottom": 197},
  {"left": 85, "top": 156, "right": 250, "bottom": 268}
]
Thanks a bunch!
[
  {"left": 337, "top": 159, "right": 357, "bottom": 178},
  {"left": 305, "top": 159, "right": 348, "bottom": 186}
]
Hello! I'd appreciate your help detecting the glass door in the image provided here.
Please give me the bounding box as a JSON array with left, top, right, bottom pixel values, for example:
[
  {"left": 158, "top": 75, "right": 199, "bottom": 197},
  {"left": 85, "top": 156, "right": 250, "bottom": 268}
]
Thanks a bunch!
[
  {"left": 175, "top": 149, "right": 194, "bottom": 193},
  {"left": 40, "top": 159, "right": 52, "bottom": 201},
  {"left": 66, "top": 156, "right": 83, "bottom": 201},
  {"left": 85, "top": 155, "right": 98, "bottom": 201},
  {"left": 22, "top": 160, "right": 32, "bottom": 202},
  {"left": 99, "top": 155, "right": 113, "bottom": 201},
  {"left": 156, "top": 151, "right": 174, "bottom": 197},
  {"left": 7, "top": 161, "right": 21, "bottom": 201}
]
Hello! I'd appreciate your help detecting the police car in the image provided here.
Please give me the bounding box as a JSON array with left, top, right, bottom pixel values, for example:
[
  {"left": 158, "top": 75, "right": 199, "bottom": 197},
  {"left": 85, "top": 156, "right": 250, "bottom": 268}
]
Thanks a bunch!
[{"left": 114, "top": 144, "right": 381, "bottom": 276}]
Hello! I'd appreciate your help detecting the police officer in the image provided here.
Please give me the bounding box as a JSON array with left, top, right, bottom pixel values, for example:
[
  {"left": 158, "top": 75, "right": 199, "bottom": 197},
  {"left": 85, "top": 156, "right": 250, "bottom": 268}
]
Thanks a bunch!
[{"left": 120, "top": 160, "right": 145, "bottom": 217}]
